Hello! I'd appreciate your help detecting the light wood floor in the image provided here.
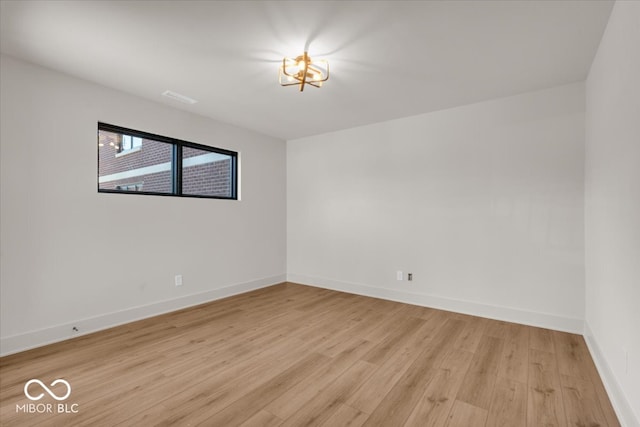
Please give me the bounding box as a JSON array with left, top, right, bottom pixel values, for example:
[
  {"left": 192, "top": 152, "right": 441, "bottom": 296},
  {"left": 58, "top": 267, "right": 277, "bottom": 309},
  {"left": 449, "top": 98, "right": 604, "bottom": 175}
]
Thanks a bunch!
[{"left": 0, "top": 283, "right": 619, "bottom": 426}]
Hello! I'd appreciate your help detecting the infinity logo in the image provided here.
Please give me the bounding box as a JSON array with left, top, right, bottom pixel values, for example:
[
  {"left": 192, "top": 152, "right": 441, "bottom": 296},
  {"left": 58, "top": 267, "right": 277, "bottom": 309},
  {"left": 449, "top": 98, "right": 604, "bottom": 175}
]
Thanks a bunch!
[{"left": 24, "top": 379, "right": 71, "bottom": 401}]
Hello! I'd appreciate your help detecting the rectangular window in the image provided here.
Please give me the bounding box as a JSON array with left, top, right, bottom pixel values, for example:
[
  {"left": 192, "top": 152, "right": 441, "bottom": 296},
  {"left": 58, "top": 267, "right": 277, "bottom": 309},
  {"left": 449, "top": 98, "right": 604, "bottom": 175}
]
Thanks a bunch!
[
  {"left": 99, "top": 130, "right": 173, "bottom": 195},
  {"left": 119, "top": 135, "right": 142, "bottom": 153},
  {"left": 98, "top": 123, "right": 237, "bottom": 199},
  {"left": 182, "top": 146, "right": 234, "bottom": 198}
]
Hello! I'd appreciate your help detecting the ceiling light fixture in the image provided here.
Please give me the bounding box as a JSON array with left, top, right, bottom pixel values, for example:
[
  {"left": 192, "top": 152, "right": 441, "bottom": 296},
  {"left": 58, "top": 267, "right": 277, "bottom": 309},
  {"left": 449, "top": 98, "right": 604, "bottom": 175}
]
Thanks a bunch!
[{"left": 279, "top": 51, "right": 329, "bottom": 92}]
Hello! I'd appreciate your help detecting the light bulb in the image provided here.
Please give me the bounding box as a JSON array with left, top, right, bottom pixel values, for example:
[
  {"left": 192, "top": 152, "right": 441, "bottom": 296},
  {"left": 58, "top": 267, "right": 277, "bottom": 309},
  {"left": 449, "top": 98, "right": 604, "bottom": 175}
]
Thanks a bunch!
[
  {"left": 99, "top": 143, "right": 104, "bottom": 147},
  {"left": 313, "top": 73, "right": 321, "bottom": 81}
]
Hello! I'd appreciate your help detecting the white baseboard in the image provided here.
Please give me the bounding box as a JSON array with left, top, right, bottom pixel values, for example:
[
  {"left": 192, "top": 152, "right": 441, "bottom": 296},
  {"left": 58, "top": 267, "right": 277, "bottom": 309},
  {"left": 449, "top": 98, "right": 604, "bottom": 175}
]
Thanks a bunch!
[
  {"left": 584, "top": 321, "right": 639, "bottom": 427},
  {"left": 287, "top": 274, "right": 584, "bottom": 333},
  {"left": 0, "top": 275, "right": 286, "bottom": 357}
]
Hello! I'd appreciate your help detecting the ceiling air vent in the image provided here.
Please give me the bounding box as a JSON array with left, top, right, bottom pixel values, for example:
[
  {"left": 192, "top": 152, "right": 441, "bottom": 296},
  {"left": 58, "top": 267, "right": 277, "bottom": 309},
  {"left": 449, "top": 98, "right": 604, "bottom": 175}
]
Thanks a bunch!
[{"left": 161, "top": 90, "right": 197, "bottom": 105}]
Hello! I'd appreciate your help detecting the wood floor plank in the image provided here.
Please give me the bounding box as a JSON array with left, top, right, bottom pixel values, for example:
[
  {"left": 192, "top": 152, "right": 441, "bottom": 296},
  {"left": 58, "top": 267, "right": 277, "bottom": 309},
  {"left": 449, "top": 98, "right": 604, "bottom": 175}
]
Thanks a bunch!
[
  {"left": 77, "top": 337, "right": 319, "bottom": 426},
  {"left": 346, "top": 331, "right": 427, "bottom": 414},
  {"left": 397, "top": 303, "right": 437, "bottom": 320},
  {"left": 553, "top": 330, "right": 592, "bottom": 381},
  {"left": 0, "top": 283, "right": 620, "bottom": 427},
  {"left": 527, "top": 348, "right": 567, "bottom": 427},
  {"left": 281, "top": 360, "right": 377, "bottom": 427},
  {"left": 484, "top": 319, "right": 511, "bottom": 339},
  {"left": 529, "top": 327, "right": 555, "bottom": 353},
  {"left": 316, "top": 322, "right": 368, "bottom": 357},
  {"left": 443, "top": 400, "right": 488, "bottom": 427},
  {"left": 560, "top": 374, "right": 610, "bottom": 427},
  {"left": 360, "top": 303, "right": 409, "bottom": 343},
  {"left": 238, "top": 410, "right": 282, "bottom": 427},
  {"left": 580, "top": 346, "right": 622, "bottom": 427},
  {"left": 590, "top": 372, "right": 622, "bottom": 427},
  {"left": 346, "top": 312, "right": 450, "bottom": 415},
  {"left": 554, "top": 332, "right": 620, "bottom": 425},
  {"left": 319, "top": 403, "right": 369, "bottom": 427},
  {"left": 189, "top": 352, "right": 329, "bottom": 426},
  {"left": 497, "top": 323, "right": 529, "bottom": 383},
  {"left": 315, "top": 311, "right": 381, "bottom": 357},
  {"left": 85, "top": 307, "right": 339, "bottom": 425},
  {"left": 361, "top": 316, "right": 426, "bottom": 365},
  {"left": 403, "top": 348, "right": 474, "bottom": 427},
  {"left": 486, "top": 377, "right": 527, "bottom": 427},
  {"left": 362, "top": 319, "right": 466, "bottom": 426},
  {"left": 266, "top": 338, "right": 374, "bottom": 420},
  {"left": 453, "top": 316, "right": 488, "bottom": 353},
  {"left": 456, "top": 335, "right": 504, "bottom": 410}
]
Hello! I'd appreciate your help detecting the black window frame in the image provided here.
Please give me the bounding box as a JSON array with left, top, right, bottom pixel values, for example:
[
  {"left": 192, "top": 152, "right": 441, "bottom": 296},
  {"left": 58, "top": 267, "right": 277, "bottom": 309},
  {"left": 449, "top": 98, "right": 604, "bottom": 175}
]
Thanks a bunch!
[{"left": 98, "top": 122, "right": 238, "bottom": 200}]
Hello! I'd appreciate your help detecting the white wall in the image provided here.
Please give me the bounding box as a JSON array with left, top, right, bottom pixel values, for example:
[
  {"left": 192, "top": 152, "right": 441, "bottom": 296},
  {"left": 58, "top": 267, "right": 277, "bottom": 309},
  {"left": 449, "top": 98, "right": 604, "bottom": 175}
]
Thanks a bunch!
[
  {"left": 0, "top": 55, "right": 287, "bottom": 355},
  {"left": 288, "top": 83, "right": 586, "bottom": 332},
  {"left": 585, "top": 1, "right": 640, "bottom": 425}
]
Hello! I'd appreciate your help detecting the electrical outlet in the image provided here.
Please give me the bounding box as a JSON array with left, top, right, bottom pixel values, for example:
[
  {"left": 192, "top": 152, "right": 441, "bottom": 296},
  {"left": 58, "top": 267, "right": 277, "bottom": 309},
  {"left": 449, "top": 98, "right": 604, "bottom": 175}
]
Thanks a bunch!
[
  {"left": 175, "top": 275, "right": 183, "bottom": 287},
  {"left": 408, "top": 273, "right": 413, "bottom": 281},
  {"left": 396, "top": 271, "right": 403, "bottom": 281}
]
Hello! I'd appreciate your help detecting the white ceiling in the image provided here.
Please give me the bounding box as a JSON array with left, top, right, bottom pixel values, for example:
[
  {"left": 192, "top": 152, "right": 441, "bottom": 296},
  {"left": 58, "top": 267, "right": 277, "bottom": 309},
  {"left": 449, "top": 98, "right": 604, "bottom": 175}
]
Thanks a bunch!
[{"left": 0, "top": 0, "right": 613, "bottom": 140}]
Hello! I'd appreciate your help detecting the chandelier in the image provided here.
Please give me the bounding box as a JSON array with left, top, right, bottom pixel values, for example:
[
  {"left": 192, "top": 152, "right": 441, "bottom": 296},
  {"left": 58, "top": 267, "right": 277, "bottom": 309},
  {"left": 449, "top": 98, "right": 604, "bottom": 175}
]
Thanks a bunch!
[{"left": 279, "top": 51, "right": 329, "bottom": 92}]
